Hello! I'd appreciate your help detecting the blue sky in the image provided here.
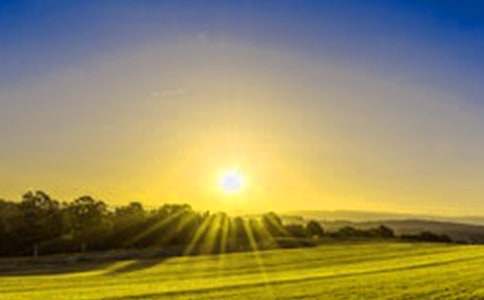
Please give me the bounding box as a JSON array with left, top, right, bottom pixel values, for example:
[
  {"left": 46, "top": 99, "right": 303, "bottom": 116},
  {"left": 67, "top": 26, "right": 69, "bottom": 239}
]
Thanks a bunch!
[
  {"left": 2, "top": 0, "right": 484, "bottom": 98},
  {"left": 2, "top": 1, "right": 484, "bottom": 214},
  {"left": 0, "top": 1, "right": 484, "bottom": 92}
]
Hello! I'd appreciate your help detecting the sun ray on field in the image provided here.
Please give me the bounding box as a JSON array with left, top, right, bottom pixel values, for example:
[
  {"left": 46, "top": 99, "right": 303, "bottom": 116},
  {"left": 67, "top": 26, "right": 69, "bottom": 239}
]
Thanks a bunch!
[
  {"left": 215, "top": 214, "right": 230, "bottom": 279},
  {"left": 242, "top": 218, "right": 275, "bottom": 299},
  {"left": 219, "top": 214, "right": 230, "bottom": 255},
  {"left": 157, "top": 212, "right": 197, "bottom": 246},
  {"left": 257, "top": 219, "right": 277, "bottom": 247},
  {"left": 265, "top": 214, "right": 291, "bottom": 237},
  {"left": 183, "top": 214, "right": 215, "bottom": 256},
  {"left": 123, "top": 209, "right": 185, "bottom": 246},
  {"left": 261, "top": 214, "right": 313, "bottom": 261},
  {"left": 199, "top": 213, "right": 223, "bottom": 255}
]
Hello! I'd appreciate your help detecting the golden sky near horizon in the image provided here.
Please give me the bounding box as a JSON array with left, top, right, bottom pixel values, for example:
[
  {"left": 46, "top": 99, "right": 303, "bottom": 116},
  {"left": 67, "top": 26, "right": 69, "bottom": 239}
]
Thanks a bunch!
[{"left": 2, "top": 37, "right": 484, "bottom": 215}]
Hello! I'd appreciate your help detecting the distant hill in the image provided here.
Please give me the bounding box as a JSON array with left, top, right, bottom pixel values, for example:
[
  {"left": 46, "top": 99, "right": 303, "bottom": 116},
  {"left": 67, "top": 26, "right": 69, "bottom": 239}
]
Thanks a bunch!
[
  {"left": 323, "top": 220, "right": 484, "bottom": 243},
  {"left": 288, "top": 210, "right": 484, "bottom": 225},
  {"left": 286, "top": 210, "right": 484, "bottom": 243}
]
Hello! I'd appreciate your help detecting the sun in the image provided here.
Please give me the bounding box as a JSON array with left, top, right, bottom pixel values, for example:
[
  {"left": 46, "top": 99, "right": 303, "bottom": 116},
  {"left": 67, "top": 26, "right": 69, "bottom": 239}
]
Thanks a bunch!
[{"left": 219, "top": 170, "right": 245, "bottom": 194}]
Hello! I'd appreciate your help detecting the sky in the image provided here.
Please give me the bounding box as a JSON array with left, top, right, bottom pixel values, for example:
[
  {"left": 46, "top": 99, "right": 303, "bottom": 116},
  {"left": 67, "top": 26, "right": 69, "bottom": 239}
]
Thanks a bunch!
[{"left": 2, "top": 1, "right": 484, "bottom": 215}]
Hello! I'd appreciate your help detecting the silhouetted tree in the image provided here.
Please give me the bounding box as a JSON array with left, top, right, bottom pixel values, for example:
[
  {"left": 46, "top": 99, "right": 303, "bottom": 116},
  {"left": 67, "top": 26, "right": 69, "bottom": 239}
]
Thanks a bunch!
[
  {"left": 0, "top": 199, "right": 23, "bottom": 255},
  {"left": 0, "top": 191, "right": 455, "bottom": 257},
  {"left": 306, "top": 220, "right": 325, "bottom": 237},
  {"left": 261, "top": 212, "right": 286, "bottom": 237},
  {"left": 401, "top": 231, "right": 452, "bottom": 243},
  {"left": 18, "top": 191, "right": 63, "bottom": 256},
  {"left": 284, "top": 224, "right": 308, "bottom": 238},
  {"left": 67, "top": 196, "right": 111, "bottom": 252},
  {"left": 372, "top": 225, "right": 394, "bottom": 238}
]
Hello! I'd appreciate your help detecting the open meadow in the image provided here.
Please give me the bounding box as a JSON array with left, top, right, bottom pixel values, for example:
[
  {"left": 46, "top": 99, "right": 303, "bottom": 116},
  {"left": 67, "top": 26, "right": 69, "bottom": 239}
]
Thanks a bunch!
[{"left": 2, "top": 242, "right": 484, "bottom": 300}]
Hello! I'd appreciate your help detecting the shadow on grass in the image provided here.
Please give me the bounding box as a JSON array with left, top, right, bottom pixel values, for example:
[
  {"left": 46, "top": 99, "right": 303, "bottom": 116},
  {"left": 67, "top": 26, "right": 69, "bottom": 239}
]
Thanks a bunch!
[
  {"left": 0, "top": 248, "right": 179, "bottom": 277},
  {"left": 0, "top": 260, "right": 114, "bottom": 276},
  {"left": 107, "top": 258, "right": 169, "bottom": 275},
  {"left": 0, "top": 238, "right": 317, "bottom": 277}
]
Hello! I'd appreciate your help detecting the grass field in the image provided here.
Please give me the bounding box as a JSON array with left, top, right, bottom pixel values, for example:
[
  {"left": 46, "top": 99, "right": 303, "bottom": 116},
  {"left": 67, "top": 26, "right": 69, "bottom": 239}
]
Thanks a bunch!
[{"left": 2, "top": 242, "right": 484, "bottom": 299}]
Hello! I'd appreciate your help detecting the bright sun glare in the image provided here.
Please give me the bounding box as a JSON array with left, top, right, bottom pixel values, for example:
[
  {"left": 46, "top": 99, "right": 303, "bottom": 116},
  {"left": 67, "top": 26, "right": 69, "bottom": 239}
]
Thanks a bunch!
[{"left": 219, "top": 170, "right": 244, "bottom": 194}]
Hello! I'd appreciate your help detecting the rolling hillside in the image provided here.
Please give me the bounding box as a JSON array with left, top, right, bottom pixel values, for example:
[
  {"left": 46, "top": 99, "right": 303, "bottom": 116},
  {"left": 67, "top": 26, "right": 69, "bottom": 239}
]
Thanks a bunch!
[
  {"left": 290, "top": 210, "right": 484, "bottom": 243},
  {"left": 334, "top": 220, "right": 484, "bottom": 244},
  {"left": 2, "top": 242, "right": 484, "bottom": 299},
  {"left": 290, "top": 210, "right": 484, "bottom": 225}
]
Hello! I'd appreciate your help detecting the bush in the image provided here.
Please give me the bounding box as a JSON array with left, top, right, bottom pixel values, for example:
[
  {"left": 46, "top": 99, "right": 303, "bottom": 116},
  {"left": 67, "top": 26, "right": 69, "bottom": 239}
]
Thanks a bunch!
[{"left": 306, "top": 220, "right": 324, "bottom": 237}]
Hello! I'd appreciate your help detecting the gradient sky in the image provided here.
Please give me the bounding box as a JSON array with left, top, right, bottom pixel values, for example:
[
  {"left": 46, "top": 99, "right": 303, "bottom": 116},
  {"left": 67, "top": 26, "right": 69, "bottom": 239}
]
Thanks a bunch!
[{"left": 2, "top": 1, "right": 484, "bottom": 215}]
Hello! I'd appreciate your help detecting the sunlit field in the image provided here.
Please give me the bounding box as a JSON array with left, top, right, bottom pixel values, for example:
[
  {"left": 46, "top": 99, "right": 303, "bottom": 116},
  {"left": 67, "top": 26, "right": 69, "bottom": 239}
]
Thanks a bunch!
[{"left": 2, "top": 242, "right": 484, "bottom": 300}]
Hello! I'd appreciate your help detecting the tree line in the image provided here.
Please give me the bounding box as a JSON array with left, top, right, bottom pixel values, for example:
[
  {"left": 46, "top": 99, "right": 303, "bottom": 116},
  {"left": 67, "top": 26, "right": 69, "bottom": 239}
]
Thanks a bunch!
[{"left": 0, "top": 191, "right": 452, "bottom": 257}]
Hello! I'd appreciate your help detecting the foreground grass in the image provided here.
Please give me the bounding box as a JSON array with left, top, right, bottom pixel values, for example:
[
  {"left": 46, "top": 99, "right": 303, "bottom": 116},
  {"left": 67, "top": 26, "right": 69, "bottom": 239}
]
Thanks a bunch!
[{"left": 2, "top": 242, "right": 484, "bottom": 299}]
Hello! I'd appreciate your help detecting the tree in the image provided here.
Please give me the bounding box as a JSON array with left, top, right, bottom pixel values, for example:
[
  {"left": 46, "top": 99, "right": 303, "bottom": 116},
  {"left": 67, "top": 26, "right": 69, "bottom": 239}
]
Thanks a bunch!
[
  {"left": 375, "top": 225, "right": 394, "bottom": 238},
  {"left": 0, "top": 199, "right": 23, "bottom": 255},
  {"left": 332, "top": 226, "right": 362, "bottom": 238},
  {"left": 115, "top": 202, "right": 144, "bottom": 218},
  {"left": 284, "top": 224, "right": 308, "bottom": 238},
  {"left": 261, "top": 212, "right": 286, "bottom": 237},
  {"left": 67, "top": 196, "right": 111, "bottom": 251},
  {"left": 306, "top": 220, "right": 324, "bottom": 237},
  {"left": 19, "top": 191, "right": 63, "bottom": 256},
  {"left": 402, "top": 231, "right": 452, "bottom": 243}
]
